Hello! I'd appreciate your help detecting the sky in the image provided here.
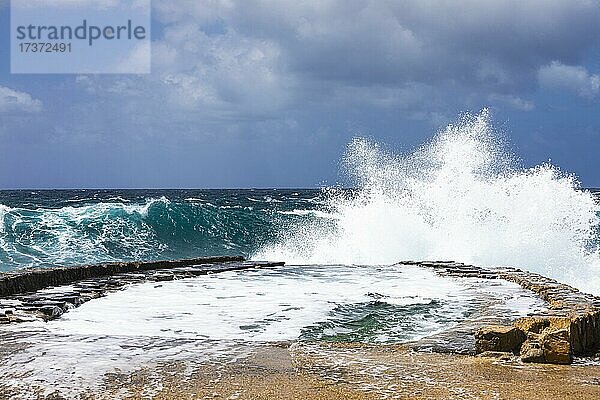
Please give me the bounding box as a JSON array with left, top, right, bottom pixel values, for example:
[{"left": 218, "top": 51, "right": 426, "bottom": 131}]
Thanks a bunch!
[{"left": 0, "top": 0, "right": 599, "bottom": 188}]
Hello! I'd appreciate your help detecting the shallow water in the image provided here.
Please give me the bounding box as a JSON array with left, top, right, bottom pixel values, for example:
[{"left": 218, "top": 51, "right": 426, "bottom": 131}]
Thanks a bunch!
[
  {"left": 44, "top": 264, "right": 545, "bottom": 343},
  {"left": 0, "top": 264, "right": 547, "bottom": 399}
]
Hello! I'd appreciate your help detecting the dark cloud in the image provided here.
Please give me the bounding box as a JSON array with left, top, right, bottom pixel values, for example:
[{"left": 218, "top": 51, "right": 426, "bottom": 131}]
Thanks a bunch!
[
  {"left": 103, "top": 0, "right": 597, "bottom": 129},
  {"left": 154, "top": 1, "right": 600, "bottom": 92},
  {"left": 19, "top": 1, "right": 600, "bottom": 152},
  {"left": 3, "top": 1, "right": 600, "bottom": 187}
]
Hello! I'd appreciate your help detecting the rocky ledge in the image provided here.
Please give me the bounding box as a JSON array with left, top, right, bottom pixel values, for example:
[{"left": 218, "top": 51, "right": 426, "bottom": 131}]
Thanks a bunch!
[
  {"left": 1, "top": 258, "right": 597, "bottom": 366},
  {"left": 0, "top": 257, "right": 284, "bottom": 324},
  {"left": 401, "top": 261, "right": 600, "bottom": 365}
]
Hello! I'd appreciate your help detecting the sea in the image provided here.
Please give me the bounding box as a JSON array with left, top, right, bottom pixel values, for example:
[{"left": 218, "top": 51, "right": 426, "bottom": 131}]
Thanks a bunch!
[
  {"left": 1, "top": 110, "right": 599, "bottom": 295},
  {"left": 0, "top": 111, "right": 599, "bottom": 398}
]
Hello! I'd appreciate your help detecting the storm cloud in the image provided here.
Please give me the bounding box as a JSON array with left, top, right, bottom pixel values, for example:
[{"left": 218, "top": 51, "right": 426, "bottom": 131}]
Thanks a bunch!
[{"left": 1, "top": 0, "right": 600, "bottom": 187}]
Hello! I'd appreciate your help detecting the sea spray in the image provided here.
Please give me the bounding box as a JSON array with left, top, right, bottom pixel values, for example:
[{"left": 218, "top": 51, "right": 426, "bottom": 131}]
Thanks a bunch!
[
  {"left": 254, "top": 110, "right": 600, "bottom": 294},
  {"left": 0, "top": 111, "right": 598, "bottom": 294}
]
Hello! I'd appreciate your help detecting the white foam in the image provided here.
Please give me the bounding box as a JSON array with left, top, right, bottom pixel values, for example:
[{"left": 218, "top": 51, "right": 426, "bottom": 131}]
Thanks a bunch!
[
  {"left": 122, "top": 196, "right": 170, "bottom": 217},
  {"left": 254, "top": 110, "right": 600, "bottom": 295},
  {"left": 0, "top": 203, "right": 9, "bottom": 234},
  {"left": 278, "top": 209, "right": 339, "bottom": 219},
  {"left": 0, "top": 326, "right": 253, "bottom": 399},
  {"left": 42, "top": 265, "right": 543, "bottom": 342},
  {"left": 0, "top": 264, "right": 546, "bottom": 398}
]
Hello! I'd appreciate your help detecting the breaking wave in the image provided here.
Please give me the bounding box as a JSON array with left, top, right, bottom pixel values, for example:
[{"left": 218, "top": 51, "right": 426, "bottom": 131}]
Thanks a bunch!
[
  {"left": 1, "top": 110, "right": 598, "bottom": 294},
  {"left": 255, "top": 110, "right": 600, "bottom": 295},
  {"left": 0, "top": 193, "right": 282, "bottom": 270}
]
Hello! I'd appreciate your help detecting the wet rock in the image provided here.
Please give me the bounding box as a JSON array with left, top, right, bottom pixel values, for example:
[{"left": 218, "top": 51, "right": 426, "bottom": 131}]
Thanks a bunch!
[
  {"left": 0, "top": 258, "right": 286, "bottom": 325},
  {"left": 150, "top": 274, "right": 174, "bottom": 282},
  {"left": 39, "top": 305, "right": 63, "bottom": 319},
  {"left": 476, "top": 351, "right": 516, "bottom": 361},
  {"left": 412, "top": 260, "right": 600, "bottom": 363},
  {"left": 475, "top": 325, "right": 525, "bottom": 354},
  {"left": 0, "top": 256, "right": 246, "bottom": 298},
  {"left": 541, "top": 328, "right": 572, "bottom": 364},
  {"left": 570, "top": 310, "right": 600, "bottom": 355},
  {"left": 520, "top": 334, "right": 545, "bottom": 363}
]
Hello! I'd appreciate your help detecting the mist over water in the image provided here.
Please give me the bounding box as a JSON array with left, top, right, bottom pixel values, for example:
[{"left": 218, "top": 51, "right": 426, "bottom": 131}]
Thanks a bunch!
[{"left": 255, "top": 110, "right": 600, "bottom": 295}]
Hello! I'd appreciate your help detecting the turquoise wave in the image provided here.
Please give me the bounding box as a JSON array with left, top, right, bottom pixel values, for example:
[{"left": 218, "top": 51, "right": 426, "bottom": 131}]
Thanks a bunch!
[{"left": 0, "top": 189, "right": 324, "bottom": 271}]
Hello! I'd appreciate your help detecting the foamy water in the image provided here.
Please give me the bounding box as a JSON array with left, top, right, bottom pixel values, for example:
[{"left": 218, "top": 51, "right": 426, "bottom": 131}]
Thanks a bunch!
[
  {"left": 255, "top": 110, "right": 600, "bottom": 295},
  {"left": 21, "top": 265, "right": 543, "bottom": 343},
  {"left": 2, "top": 111, "right": 598, "bottom": 296},
  {"left": 0, "top": 263, "right": 547, "bottom": 398}
]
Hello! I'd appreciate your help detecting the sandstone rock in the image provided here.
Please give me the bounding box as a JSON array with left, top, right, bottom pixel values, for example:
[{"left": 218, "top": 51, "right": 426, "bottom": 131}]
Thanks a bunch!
[
  {"left": 515, "top": 320, "right": 573, "bottom": 364},
  {"left": 417, "top": 260, "right": 600, "bottom": 363},
  {"left": 476, "top": 351, "right": 515, "bottom": 361},
  {"left": 520, "top": 334, "right": 545, "bottom": 363},
  {"left": 541, "top": 328, "right": 572, "bottom": 364},
  {"left": 514, "top": 317, "right": 549, "bottom": 334},
  {"left": 475, "top": 325, "right": 525, "bottom": 354}
]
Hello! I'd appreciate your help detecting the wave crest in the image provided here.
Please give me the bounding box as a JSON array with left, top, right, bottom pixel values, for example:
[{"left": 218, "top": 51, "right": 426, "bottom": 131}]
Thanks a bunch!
[
  {"left": 254, "top": 110, "right": 600, "bottom": 294},
  {"left": 0, "top": 195, "right": 266, "bottom": 270}
]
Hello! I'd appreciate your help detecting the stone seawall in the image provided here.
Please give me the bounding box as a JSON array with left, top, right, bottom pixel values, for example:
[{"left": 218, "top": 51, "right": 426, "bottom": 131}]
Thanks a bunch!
[
  {"left": 0, "top": 257, "right": 286, "bottom": 324},
  {"left": 401, "top": 261, "right": 600, "bottom": 364},
  {"left": 0, "top": 256, "right": 244, "bottom": 298},
  {"left": 1, "top": 258, "right": 597, "bottom": 365}
]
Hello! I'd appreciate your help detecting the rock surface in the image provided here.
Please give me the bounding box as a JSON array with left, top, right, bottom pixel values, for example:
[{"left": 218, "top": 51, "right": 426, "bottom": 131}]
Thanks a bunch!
[
  {"left": 0, "top": 256, "right": 245, "bottom": 298},
  {"left": 541, "top": 328, "right": 571, "bottom": 364},
  {"left": 520, "top": 333, "right": 545, "bottom": 363},
  {"left": 0, "top": 257, "right": 284, "bottom": 324},
  {"left": 400, "top": 260, "right": 600, "bottom": 364},
  {"left": 475, "top": 325, "right": 525, "bottom": 354}
]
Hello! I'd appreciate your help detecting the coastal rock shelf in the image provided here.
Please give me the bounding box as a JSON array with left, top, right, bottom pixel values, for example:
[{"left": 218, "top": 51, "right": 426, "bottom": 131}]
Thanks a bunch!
[
  {"left": 400, "top": 261, "right": 600, "bottom": 364},
  {"left": 0, "top": 257, "right": 284, "bottom": 324},
  {"left": 1, "top": 258, "right": 598, "bottom": 366}
]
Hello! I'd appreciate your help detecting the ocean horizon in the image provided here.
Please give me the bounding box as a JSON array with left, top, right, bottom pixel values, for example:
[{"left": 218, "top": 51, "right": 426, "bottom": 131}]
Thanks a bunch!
[{"left": 2, "top": 1, "right": 600, "bottom": 397}]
